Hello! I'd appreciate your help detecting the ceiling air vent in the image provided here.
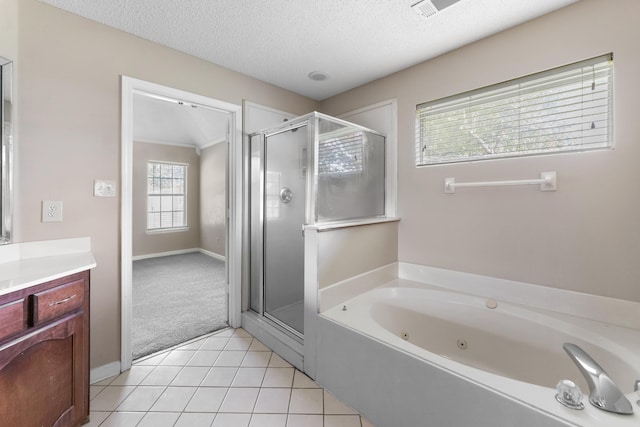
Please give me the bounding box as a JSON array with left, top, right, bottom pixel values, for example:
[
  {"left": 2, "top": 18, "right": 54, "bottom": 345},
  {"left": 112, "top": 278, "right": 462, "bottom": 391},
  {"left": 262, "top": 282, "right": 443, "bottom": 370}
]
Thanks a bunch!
[{"left": 412, "top": 0, "right": 461, "bottom": 17}]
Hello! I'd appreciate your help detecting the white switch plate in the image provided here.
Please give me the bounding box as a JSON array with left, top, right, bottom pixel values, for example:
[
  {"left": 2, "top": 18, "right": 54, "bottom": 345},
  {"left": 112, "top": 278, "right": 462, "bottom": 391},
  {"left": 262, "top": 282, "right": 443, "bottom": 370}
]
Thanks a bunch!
[
  {"left": 94, "top": 180, "right": 116, "bottom": 197},
  {"left": 42, "top": 201, "right": 63, "bottom": 222}
]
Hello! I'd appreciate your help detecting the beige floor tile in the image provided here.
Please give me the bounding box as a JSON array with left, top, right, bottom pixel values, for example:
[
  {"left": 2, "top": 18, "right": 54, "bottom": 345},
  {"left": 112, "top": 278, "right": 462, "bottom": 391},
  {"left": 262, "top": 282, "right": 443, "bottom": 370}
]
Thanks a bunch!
[
  {"left": 201, "top": 337, "right": 231, "bottom": 350},
  {"left": 253, "top": 388, "right": 291, "bottom": 413},
  {"left": 215, "top": 350, "right": 248, "bottom": 366},
  {"left": 116, "top": 386, "right": 165, "bottom": 412},
  {"left": 201, "top": 366, "right": 238, "bottom": 386},
  {"left": 232, "top": 328, "right": 253, "bottom": 338},
  {"left": 361, "top": 417, "right": 377, "bottom": 427},
  {"left": 219, "top": 387, "right": 260, "bottom": 413},
  {"left": 187, "top": 350, "right": 221, "bottom": 366},
  {"left": 324, "top": 415, "right": 363, "bottom": 427},
  {"left": 248, "top": 339, "right": 271, "bottom": 352},
  {"left": 85, "top": 411, "right": 111, "bottom": 427},
  {"left": 140, "top": 366, "right": 182, "bottom": 386},
  {"left": 99, "top": 411, "right": 145, "bottom": 427},
  {"left": 216, "top": 328, "right": 236, "bottom": 337},
  {"left": 249, "top": 413, "right": 288, "bottom": 427},
  {"left": 92, "top": 375, "right": 118, "bottom": 386},
  {"left": 109, "top": 365, "right": 155, "bottom": 386},
  {"left": 175, "top": 412, "right": 217, "bottom": 427},
  {"left": 90, "top": 386, "right": 136, "bottom": 411},
  {"left": 149, "top": 386, "right": 197, "bottom": 412},
  {"left": 225, "top": 337, "right": 254, "bottom": 350},
  {"left": 288, "top": 388, "right": 323, "bottom": 414},
  {"left": 262, "top": 367, "right": 295, "bottom": 388},
  {"left": 268, "top": 353, "right": 292, "bottom": 368},
  {"left": 137, "top": 411, "right": 181, "bottom": 427},
  {"left": 292, "top": 370, "right": 320, "bottom": 388},
  {"left": 184, "top": 387, "right": 228, "bottom": 413},
  {"left": 323, "top": 390, "right": 358, "bottom": 415},
  {"left": 159, "top": 350, "right": 196, "bottom": 366},
  {"left": 286, "top": 414, "right": 323, "bottom": 427},
  {"left": 232, "top": 367, "right": 267, "bottom": 387},
  {"left": 241, "top": 351, "right": 272, "bottom": 367},
  {"left": 212, "top": 413, "right": 252, "bottom": 427},
  {"left": 170, "top": 366, "right": 210, "bottom": 386},
  {"left": 89, "top": 385, "right": 105, "bottom": 400}
]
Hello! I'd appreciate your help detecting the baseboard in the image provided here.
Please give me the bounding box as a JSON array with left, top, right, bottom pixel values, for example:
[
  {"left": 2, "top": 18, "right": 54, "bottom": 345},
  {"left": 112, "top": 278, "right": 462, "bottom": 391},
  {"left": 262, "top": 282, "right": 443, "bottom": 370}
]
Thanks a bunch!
[
  {"left": 132, "top": 248, "right": 226, "bottom": 262},
  {"left": 199, "top": 248, "right": 226, "bottom": 262},
  {"left": 132, "top": 248, "right": 200, "bottom": 261},
  {"left": 90, "top": 361, "right": 121, "bottom": 384}
]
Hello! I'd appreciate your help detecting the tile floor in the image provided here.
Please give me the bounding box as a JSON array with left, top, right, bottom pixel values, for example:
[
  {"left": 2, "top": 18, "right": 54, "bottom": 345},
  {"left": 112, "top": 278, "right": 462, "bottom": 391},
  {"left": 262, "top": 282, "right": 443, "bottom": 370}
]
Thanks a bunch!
[{"left": 88, "top": 328, "right": 376, "bottom": 427}]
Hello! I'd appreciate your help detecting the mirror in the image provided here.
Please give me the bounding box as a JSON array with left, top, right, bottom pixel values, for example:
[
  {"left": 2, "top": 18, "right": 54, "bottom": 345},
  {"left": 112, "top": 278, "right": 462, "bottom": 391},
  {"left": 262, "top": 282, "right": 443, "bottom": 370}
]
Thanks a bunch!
[{"left": 1, "top": 56, "right": 14, "bottom": 244}]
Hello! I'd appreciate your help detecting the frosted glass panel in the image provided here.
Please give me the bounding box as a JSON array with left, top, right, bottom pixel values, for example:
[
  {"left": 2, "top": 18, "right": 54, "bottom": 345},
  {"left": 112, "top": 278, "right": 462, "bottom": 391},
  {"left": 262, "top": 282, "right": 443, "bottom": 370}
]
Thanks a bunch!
[
  {"left": 263, "top": 127, "right": 306, "bottom": 335},
  {"left": 316, "top": 117, "right": 385, "bottom": 222}
]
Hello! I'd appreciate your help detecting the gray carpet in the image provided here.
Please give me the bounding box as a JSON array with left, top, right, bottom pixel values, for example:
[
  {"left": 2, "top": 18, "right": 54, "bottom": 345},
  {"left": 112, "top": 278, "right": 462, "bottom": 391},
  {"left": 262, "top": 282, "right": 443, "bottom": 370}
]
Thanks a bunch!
[{"left": 132, "top": 252, "right": 228, "bottom": 359}]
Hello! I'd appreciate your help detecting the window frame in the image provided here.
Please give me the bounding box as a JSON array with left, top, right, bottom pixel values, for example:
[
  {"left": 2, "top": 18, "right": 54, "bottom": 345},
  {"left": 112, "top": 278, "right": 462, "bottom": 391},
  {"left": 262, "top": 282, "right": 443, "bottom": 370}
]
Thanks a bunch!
[
  {"left": 146, "top": 160, "right": 189, "bottom": 233},
  {"left": 415, "top": 53, "right": 614, "bottom": 167}
]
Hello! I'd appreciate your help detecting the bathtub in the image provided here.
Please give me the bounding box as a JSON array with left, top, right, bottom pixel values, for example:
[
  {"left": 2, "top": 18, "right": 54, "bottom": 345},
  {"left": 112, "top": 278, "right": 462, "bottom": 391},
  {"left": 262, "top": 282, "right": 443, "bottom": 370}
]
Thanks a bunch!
[{"left": 315, "top": 278, "right": 640, "bottom": 427}]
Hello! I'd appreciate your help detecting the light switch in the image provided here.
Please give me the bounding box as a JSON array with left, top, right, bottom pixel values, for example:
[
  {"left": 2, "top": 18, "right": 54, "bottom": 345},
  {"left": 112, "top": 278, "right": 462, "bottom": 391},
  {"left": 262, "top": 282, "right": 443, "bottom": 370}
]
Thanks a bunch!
[
  {"left": 94, "top": 180, "right": 116, "bottom": 197},
  {"left": 42, "top": 201, "right": 63, "bottom": 222}
]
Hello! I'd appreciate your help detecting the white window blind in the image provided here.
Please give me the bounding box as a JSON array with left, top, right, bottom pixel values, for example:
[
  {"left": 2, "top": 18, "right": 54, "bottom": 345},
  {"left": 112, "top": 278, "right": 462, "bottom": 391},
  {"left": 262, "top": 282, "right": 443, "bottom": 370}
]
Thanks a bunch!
[
  {"left": 416, "top": 54, "right": 613, "bottom": 166},
  {"left": 147, "top": 161, "right": 187, "bottom": 231},
  {"left": 318, "top": 132, "right": 365, "bottom": 175}
]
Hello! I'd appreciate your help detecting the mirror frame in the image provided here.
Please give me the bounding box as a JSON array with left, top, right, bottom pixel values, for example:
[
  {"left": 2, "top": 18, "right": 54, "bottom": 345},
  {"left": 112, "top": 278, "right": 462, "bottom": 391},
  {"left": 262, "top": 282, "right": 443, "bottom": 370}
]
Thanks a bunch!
[{"left": 1, "top": 56, "right": 14, "bottom": 244}]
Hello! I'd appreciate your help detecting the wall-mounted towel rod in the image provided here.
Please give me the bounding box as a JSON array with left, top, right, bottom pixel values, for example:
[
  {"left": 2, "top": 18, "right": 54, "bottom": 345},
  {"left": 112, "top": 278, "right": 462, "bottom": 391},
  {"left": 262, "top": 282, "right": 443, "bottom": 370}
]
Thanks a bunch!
[{"left": 444, "top": 171, "right": 556, "bottom": 194}]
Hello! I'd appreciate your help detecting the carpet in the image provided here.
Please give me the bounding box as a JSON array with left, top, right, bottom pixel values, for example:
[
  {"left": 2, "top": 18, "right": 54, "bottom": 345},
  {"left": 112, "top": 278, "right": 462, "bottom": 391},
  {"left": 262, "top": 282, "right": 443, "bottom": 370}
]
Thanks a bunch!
[{"left": 132, "top": 252, "right": 228, "bottom": 359}]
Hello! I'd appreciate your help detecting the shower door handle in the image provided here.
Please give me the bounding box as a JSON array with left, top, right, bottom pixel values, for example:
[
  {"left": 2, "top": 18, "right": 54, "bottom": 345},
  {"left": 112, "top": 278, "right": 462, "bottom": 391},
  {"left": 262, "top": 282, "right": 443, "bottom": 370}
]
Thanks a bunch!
[{"left": 280, "top": 187, "right": 293, "bottom": 204}]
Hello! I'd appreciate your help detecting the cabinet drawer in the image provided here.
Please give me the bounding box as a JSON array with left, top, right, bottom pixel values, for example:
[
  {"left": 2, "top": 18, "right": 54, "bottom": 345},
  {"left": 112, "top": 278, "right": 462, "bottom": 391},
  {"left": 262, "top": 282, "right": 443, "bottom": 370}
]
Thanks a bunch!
[
  {"left": 30, "top": 279, "right": 85, "bottom": 326},
  {"left": 0, "top": 299, "right": 26, "bottom": 341}
]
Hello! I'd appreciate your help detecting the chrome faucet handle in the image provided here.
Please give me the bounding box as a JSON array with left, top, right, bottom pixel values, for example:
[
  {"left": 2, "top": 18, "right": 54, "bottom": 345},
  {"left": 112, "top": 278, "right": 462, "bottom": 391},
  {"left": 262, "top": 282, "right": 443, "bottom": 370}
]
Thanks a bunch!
[
  {"left": 563, "top": 343, "right": 633, "bottom": 415},
  {"left": 635, "top": 379, "right": 640, "bottom": 392}
]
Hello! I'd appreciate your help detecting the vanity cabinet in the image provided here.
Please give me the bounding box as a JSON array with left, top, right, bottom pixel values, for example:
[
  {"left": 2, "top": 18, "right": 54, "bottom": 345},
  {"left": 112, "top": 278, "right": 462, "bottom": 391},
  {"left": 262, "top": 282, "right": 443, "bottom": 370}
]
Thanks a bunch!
[{"left": 0, "top": 271, "right": 90, "bottom": 427}]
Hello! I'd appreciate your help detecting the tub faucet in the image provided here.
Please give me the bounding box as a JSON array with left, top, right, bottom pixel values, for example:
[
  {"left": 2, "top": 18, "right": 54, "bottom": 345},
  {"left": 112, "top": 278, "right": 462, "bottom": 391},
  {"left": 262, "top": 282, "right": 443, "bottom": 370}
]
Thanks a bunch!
[{"left": 563, "top": 343, "right": 633, "bottom": 415}]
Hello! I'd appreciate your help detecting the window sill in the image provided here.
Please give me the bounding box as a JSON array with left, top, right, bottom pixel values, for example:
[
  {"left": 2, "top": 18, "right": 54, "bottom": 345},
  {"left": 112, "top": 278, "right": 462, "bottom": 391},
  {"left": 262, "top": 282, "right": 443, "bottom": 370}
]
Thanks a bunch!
[{"left": 146, "top": 227, "right": 190, "bottom": 235}]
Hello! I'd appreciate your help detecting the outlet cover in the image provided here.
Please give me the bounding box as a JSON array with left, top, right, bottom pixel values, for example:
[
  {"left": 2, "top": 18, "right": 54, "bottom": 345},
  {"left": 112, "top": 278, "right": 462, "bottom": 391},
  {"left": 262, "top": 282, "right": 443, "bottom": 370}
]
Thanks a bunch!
[
  {"left": 42, "top": 200, "right": 63, "bottom": 222},
  {"left": 94, "top": 180, "right": 117, "bottom": 197}
]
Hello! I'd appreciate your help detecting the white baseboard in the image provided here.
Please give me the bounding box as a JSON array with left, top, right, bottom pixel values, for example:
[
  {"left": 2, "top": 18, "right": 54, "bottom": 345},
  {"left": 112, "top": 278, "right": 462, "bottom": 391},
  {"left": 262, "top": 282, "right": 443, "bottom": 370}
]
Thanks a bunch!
[
  {"left": 132, "top": 248, "right": 199, "bottom": 261},
  {"left": 132, "top": 248, "right": 226, "bottom": 262},
  {"left": 199, "top": 248, "right": 226, "bottom": 262},
  {"left": 90, "top": 361, "right": 121, "bottom": 384}
]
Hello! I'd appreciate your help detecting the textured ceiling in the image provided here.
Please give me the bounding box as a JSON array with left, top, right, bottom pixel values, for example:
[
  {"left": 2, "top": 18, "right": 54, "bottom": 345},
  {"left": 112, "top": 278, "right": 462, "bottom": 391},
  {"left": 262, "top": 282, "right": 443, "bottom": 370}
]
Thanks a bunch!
[{"left": 39, "top": 0, "right": 579, "bottom": 101}]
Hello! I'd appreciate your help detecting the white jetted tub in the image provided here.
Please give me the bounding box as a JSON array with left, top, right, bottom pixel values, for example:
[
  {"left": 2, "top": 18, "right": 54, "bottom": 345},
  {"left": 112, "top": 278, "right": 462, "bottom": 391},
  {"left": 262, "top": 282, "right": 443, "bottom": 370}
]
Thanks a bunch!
[{"left": 316, "top": 276, "right": 640, "bottom": 427}]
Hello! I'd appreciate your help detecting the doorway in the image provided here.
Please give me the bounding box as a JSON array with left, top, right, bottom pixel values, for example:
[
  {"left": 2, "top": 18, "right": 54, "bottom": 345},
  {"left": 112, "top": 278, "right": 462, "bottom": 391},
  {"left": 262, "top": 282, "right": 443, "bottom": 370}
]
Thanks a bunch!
[{"left": 121, "top": 77, "right": 242, "bottom": 371}]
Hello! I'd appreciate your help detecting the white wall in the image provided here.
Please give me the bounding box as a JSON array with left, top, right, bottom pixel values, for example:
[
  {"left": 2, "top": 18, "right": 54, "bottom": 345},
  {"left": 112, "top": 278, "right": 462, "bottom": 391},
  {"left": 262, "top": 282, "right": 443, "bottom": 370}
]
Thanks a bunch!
[{"left": 320, "top": 0, "right": 640, "bottom": 303}]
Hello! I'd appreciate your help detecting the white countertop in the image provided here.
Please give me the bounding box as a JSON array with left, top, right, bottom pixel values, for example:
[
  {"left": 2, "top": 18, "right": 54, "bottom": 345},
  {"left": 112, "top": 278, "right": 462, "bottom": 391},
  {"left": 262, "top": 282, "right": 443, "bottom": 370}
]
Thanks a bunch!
[{"left": 0, "top": 237, "right": 97, "bottom": 296}]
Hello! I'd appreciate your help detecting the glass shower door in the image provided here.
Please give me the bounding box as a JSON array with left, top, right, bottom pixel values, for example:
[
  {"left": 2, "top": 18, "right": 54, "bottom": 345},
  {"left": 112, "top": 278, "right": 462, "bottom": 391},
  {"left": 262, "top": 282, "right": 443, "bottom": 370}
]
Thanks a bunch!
[{"left": 262, "top": 125, "right": 307, "bottom": 336}]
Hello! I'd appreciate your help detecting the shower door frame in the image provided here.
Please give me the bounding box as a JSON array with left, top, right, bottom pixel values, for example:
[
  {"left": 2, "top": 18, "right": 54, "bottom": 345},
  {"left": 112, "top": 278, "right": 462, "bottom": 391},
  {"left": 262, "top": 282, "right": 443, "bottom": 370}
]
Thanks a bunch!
[{"left": 250, "top": 116, "right": 317, "bottom": 341}]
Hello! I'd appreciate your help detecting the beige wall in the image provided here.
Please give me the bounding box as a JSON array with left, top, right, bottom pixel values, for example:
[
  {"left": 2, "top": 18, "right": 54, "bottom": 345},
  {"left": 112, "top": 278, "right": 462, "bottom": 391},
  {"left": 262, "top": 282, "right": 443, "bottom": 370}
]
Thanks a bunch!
[
  {"left": 320, "top": 0, "right": 640, "bottom": 303},
  {"left": 200, "top": 142, "right": 227, "bottom": 257},
  {"left": 132, "top": 142, "right": 201, "bottom": 257},
  {"left": 319, "top": 222, "right": 398, "bottom": 288},
  {"left": 13, "top": 0, "right": 317, "bottom": 370}
]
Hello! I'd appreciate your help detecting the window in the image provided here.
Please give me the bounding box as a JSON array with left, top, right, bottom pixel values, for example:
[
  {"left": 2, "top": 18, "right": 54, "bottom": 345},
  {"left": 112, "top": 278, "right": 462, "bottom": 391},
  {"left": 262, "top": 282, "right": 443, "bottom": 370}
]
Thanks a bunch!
[
  {"left": 147, "top": 161, "right": 187, "bottom": 231},
  {"left": 318, "top": 131, "right": 365, "bottom": 175},
  {"left": 416, "top": 54, "right": 613, "bottom": 166}
]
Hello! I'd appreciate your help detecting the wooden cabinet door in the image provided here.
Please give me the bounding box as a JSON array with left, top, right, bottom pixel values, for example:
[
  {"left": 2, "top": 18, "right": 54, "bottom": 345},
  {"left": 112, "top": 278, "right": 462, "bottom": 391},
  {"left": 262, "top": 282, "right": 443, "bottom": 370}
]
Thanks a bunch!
[{"left": 0, "top": 313, "right": 85, "bottom": 427}]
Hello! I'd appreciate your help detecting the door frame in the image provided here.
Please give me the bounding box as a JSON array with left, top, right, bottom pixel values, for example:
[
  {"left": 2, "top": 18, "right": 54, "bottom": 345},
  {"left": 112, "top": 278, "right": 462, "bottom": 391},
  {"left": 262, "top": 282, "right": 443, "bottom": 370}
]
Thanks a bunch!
[{"left": 120, "top": 76, "right": 243, "bottom": 371}]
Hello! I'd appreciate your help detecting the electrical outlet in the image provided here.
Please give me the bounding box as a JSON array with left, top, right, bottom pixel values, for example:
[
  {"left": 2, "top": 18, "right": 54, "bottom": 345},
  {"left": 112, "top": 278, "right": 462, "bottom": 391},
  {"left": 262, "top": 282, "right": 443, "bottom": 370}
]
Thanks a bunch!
[
  {"left": 94, "top": 180, "right": 116, "bottom": 197},
  {"left": 42, "top": 201, "right": 63, "bottom": 222}
]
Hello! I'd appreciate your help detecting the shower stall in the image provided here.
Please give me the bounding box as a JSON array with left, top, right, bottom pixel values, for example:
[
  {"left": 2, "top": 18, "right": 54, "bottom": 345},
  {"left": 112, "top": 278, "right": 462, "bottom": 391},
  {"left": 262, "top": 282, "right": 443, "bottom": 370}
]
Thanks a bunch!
[{"left": 249, "top": 112, "right": 386, "bottom": 340}]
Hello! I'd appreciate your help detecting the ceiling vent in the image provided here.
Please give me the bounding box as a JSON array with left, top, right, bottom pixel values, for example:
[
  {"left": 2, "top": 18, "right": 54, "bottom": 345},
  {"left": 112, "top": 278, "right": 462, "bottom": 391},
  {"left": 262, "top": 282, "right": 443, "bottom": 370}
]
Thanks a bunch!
[{"left": 412, "top": 0, "right": 461, "bottom": 18}]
